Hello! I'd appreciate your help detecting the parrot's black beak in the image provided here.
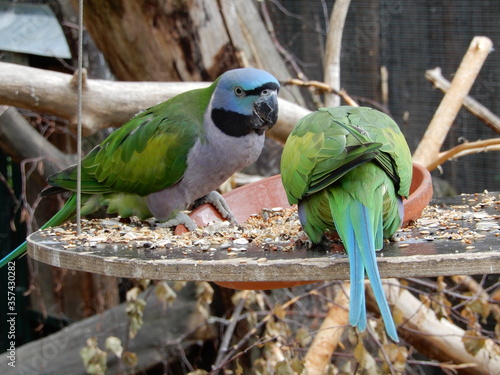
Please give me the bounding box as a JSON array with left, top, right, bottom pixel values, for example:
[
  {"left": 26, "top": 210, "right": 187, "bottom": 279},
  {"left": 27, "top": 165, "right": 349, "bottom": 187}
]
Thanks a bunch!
[{"left": 252, "top": 91, "right": 279, "bottom": 134}]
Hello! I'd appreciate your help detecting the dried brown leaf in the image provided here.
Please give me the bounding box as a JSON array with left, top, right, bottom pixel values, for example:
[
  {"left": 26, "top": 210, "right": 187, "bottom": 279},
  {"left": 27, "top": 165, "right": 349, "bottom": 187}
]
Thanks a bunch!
[
  {"left": 80, "top": 337, "right": 107, "bottom": 375},
  {"left": 462, "top": 330, "right": 486, "bottom": 356},
  {"left": 354, "top": 341, "right": 379, "bottom": 374},
  {"left": 122, "top": 351, "right": 138, "bottom": 368},
  {"left": 104, "top": 336, "right": 123, "bottom": 358},
  {"left": 381, "top": 343, "right": 408, "bottom": 373},
  {"left": 276, "top": 360, "right": 294, "bottom": 375},
  {"left": 155, "top": 281, "right": 177, "bottom": 306},
  {"left": 274, "top": 304, "right": 287, "bottom": 320},
  {"left": 466, "top": 295, "right": 491, "bottom": 322},
  {"left": 126, "top": 296, "right": 146, "bottom": 339},
  {"left": 461, "top": 306, "right": 479, "bottom": 327},
  {"left": 196, "top": 281, "right": 214, "bottom": 305}
]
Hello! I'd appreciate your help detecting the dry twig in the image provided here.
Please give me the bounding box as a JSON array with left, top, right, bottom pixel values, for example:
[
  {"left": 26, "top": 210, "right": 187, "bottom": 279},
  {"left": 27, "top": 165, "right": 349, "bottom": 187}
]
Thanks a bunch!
[
  {"left": 284, "top": 78, "right": 359, "bottom": 106},
  {"left": 426, "top": 67, "right": 500, "bottom": 134},
  {"left": 413, "top": 36, "right": 494, "bottom": 168},
  {"left": 427, "top": 138, "right": 500, "bottom": 171}
]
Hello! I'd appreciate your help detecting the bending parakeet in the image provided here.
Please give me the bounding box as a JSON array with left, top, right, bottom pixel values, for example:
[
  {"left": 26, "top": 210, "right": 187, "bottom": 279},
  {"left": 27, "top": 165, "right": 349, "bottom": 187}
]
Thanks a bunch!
[
  {"left": 1, "top": 68, "right": 279, "bottom": 268},
  {"left": 280, "top": 106, "right": 412, "bottom": 342}
]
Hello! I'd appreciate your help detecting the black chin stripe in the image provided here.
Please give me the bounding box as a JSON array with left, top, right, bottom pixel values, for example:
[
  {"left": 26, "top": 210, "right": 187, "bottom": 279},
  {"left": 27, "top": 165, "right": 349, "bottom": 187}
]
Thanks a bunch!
[
  {"left": 212, "top": 108, "right": 255, "bottom": 137},
  {"left": 244, "top": 82, "right": 280, "bottom": 97}
]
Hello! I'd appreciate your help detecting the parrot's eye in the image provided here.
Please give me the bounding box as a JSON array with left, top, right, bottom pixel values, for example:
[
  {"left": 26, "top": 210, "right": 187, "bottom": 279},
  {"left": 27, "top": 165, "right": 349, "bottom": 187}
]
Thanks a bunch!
[
  {"left": 261, "top": 89, "right": 270, "bottom": 96},
  {"left": 234, "top": 87, "right": 245, "bottom": 97}
]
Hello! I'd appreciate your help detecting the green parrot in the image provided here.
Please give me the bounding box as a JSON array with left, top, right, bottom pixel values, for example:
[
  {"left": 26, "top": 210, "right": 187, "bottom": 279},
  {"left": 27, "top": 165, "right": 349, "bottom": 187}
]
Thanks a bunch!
[
  {"left": 1, "top": 68, "right": 280, "bottom": 268},
  {"left": 280, "top": 106, "right": 412, "bottom": 342}
]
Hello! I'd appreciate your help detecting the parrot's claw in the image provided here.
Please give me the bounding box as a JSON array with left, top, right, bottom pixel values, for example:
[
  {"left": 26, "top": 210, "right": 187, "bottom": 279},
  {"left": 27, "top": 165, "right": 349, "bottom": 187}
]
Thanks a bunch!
[
  {"left": 389, "top": 233, "right": 399, "bottom": 242},
  {"left": 193, "top": 191, "right": 238, "bottom": 224},
  {"left": 156, "top": 212, "right": 198, "bottom": 232},
  {"left": 304, "top": 239, "right": 315, "bottom": 249}
]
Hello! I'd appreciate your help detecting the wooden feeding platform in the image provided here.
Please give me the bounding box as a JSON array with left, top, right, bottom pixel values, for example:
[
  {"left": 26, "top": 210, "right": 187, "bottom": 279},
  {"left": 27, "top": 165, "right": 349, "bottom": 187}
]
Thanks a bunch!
[{"left": 26, "top": 167, "right": 500, "bottom": 290}]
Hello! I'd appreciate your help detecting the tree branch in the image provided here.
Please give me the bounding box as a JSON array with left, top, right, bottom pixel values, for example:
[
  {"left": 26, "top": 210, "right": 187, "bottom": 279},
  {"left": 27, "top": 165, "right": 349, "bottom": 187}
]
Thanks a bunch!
[
  {"left": 412, "top": 36, "right": 493, "bottom": 168},
  {"left": 427, "top": 138, "right": 500, "bottom": 171},
  {"left": 426, "top": 67, "right": 500, "bottom": 134},
  {"left": 385, "top": 279, "right": 500, "bottom": 375},
  {"left": 284, "top": 78, "right": 358, "bottom": 106},
  {"left": 323, "top": 0, "right": 351, "bottom": 107},
  {"left": 0, "top": 105, "right": 75, "bottom": 180},
  {"left": 0, "top": 62, "right": 309, "bottom": 144},
  {"left": 303, "top": 285, "right": 350, "bottom": 375}
]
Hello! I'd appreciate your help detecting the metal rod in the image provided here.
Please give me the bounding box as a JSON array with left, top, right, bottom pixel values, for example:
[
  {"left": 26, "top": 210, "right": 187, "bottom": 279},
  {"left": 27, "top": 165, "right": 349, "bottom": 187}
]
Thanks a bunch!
[{"left": 76, "top": 0, "right": 84, "bottom": 234}]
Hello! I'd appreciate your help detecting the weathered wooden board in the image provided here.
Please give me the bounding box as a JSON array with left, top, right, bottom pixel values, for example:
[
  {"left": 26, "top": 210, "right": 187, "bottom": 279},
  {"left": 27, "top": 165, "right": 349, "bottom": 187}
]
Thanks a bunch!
[{"left": 27, "top": 193, "right": 500, "bottom": 282}]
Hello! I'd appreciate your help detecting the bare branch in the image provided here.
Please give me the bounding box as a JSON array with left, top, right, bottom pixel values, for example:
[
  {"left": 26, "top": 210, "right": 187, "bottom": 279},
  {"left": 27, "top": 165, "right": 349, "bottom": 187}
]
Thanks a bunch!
[
  {"left": 0, "top": 62, "right": 310, "bottom": 144},
  {"left": 303, "top": 285, "right": 350, "bottom": 375},
  {"left": 384, "top": 279, "right": 500, "bottom": 375},
  {"left": 323, "top": 0, "right": 351, "bottom": 107},
  {"left": 426, "top": 67, "right": 500, "bottom": 134},
  {"left": 413, "top": 36, "right": 494, "bottom": 168},
  {"left": 427, "top": 138, "right": 500, "bottom": 171},
  {"left": 284, "top": 78, "right": 358, "bottom": 106},
  {"left": 0, "top": 105, "right": 75, "bottom": 179}
]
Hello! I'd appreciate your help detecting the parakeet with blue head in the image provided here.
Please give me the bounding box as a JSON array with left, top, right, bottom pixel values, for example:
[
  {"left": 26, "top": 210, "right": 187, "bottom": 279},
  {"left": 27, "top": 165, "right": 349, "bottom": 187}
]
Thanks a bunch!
[
  {"left": 1, "top": 68, "right": 280, "bottom": 268},
  {"left": 280, "top": 106, "right": 412, "bottom": 342}
]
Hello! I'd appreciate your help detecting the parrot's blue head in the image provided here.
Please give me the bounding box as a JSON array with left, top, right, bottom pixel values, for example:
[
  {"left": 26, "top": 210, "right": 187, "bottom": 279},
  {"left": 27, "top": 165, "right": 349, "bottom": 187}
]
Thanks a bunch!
[{"left": 210, "top": 68, "right": 280, "bottom": 137}]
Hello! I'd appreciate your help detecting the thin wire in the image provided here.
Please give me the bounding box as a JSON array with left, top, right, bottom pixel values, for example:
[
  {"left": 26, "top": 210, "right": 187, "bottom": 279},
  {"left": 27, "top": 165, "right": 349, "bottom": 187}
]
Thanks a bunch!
[{"left": 76, "top": 0, "right": 84, "bottom": 235}]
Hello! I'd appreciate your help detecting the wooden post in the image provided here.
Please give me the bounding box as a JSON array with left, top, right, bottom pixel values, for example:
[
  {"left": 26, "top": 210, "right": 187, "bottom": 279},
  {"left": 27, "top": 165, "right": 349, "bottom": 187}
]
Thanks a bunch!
[{"left": 412, "top": 36, "right": 493, "bottom": 168}]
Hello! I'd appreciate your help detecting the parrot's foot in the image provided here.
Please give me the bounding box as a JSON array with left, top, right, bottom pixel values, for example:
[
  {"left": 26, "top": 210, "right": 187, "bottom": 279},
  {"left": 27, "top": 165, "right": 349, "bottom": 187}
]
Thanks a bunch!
[
  {"left": 389, "top": 233, "right": 400, "bottom": 242},
  {"left": 156, "top": 212, "right": 198, "bottom": 232},
  {"left": 192, "top": 191, "right": 237, "bottom": 224},
  {"left": 295, "top": 236, "right": 332, "bottom": 251}
]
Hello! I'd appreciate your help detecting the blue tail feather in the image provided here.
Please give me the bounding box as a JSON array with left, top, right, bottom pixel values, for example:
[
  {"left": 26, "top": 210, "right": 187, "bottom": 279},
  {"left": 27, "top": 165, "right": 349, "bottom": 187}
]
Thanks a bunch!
[
  {"left": 330, "top": 195, "right": 399, "bottom": 342},
  {"left": 354, "top": 201, "right": 398, "bottom": 341},
  {"left": 0, "top": 241, "right": 27, "bottom": 268},
  {"left": 357, "top": 293, "right": 367, "bottom": 332},
  {"left": 344, "top": 225, "right": 364, "bottom": 328}
]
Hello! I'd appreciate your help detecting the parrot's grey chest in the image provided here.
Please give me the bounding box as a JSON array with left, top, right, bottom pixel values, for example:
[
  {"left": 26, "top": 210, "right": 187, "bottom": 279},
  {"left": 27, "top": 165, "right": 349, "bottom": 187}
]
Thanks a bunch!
[
  {"left": 185, "top": 126, "right": 265, "bottom": 193},
  {"left": 145, "top": 108, "right": 267, "bottom": 221}
]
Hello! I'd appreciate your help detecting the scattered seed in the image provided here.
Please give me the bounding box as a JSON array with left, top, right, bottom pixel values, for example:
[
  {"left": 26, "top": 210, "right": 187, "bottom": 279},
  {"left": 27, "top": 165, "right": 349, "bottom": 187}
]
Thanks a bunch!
[{"left": 37, "top": 192, "right": 498, "bottom": 258}]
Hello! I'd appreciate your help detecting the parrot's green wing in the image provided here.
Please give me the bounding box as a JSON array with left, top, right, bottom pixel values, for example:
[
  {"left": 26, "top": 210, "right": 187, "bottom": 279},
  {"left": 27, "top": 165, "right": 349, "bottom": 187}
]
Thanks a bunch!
[
  {"left": 44, "top": 82, "right": 217, "bottom": 197},
  {"left": 281, "top": 108, "right": 381, "bottom": 204},
  {"left": 334, "top": 107, "right": 412, "bottom": 198},
  {"left": 281, "top": 106, "right": 412, "bottom": 205}
]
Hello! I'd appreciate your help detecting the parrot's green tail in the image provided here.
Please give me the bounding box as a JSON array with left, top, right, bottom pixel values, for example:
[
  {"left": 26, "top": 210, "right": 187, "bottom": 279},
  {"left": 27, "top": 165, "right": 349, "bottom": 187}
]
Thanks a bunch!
[{"left": 0, "top": 194, "right": 78, "bottom": 268}]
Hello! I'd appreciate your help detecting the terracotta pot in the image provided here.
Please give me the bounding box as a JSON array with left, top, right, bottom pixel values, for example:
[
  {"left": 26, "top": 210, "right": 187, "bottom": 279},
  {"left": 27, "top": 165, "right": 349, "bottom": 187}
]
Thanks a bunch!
[{"left": 176, "top": 163, "right": 433, "bottom": 290}]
